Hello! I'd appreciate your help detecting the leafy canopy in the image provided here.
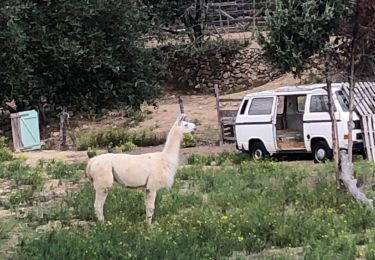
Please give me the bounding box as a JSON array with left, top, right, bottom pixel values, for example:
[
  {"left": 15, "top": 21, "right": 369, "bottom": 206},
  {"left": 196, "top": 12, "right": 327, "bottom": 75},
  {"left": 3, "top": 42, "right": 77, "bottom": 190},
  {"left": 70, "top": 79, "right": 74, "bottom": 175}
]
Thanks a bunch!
[
  {"left": 258, "top": 0, "right": 353, "bottom": 77},
  {"left": 0, "top": 0, "right": 168, "bottom": 113}
]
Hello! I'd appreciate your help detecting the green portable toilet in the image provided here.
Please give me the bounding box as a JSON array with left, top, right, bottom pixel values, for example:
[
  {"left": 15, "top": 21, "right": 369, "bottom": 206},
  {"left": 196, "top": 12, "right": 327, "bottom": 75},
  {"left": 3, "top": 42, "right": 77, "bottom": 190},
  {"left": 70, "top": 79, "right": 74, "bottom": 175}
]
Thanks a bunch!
[{"left": 10, "top": 110, "right": 41, "bottom": 152}]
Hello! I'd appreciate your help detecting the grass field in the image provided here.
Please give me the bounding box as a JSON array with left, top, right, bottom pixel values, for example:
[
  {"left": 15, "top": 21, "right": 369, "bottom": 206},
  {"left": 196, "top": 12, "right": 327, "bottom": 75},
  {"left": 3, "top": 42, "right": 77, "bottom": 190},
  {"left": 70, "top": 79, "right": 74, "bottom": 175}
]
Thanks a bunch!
[{"left": 1, "top": 149, "right": 375, "bottom": 259}]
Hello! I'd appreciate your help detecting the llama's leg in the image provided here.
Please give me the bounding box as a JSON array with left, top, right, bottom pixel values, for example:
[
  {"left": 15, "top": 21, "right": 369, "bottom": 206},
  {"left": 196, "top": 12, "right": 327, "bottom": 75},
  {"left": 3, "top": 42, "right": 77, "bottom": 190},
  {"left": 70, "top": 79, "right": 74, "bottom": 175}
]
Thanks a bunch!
[
  {"left": 145, "top": 189, "right": 157, "bottom": 225},
  {"left": 94, "top": 187, "right": 110, "bottom": 221}
]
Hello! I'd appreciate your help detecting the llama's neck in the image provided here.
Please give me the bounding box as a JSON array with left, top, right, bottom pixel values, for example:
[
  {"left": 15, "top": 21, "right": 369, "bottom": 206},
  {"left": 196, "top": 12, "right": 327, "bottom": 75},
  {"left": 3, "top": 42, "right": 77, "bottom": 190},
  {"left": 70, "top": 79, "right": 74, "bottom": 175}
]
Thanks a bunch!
[{"left": 162, "top": 124, "right": 183, "bottom": 162}]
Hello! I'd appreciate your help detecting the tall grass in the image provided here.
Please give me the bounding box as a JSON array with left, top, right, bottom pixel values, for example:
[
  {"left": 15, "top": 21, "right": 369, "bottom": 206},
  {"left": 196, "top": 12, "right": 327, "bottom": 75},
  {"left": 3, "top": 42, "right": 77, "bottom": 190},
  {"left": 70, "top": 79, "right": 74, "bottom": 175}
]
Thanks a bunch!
[{"left": 15, "top": 153, "right": 375, "bottom": 259}]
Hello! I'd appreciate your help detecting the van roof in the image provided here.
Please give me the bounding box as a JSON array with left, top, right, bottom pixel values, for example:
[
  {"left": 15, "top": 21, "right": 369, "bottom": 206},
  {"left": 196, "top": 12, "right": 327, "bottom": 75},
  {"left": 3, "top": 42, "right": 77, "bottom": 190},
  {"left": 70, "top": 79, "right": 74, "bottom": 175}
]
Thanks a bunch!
[{"left": 245, "top": 83, "right": 344, "bottom": 97}]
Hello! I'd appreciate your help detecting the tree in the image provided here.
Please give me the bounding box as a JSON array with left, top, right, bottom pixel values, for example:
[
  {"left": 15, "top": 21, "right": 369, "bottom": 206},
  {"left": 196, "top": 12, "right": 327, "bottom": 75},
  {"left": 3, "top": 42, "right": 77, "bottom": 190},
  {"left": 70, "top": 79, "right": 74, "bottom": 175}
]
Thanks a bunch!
[
  {"left": 144, "top": 0, "right": 207, "bottom": 43},
  {"left": 0, "top": 0, "right": 168, "bottom": 116},
  {"left": 334, "top": 0, "right": 375, "bottom": 162},
  {"left": 259, "top": 0, "right": 373, "bottom": 207}
]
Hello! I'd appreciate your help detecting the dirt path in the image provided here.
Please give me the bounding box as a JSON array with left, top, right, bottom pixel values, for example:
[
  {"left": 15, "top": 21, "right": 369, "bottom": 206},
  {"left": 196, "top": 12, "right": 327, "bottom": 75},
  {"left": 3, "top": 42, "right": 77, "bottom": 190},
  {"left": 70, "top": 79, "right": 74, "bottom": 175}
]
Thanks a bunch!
[
  {"left": 19, "top": 74, "right": 300, "bottom": 165},
  {"left": 22, "top": 144, "right": 236, "bottom": 166}
]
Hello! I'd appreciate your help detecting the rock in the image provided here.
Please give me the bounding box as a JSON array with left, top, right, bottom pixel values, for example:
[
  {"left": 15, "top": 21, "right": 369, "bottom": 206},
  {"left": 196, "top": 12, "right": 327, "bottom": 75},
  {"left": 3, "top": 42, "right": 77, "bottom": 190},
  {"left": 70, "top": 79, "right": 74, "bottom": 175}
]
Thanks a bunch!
[
  {"left": 51, "top": 132, "right": 59, "bottom": 137},
  {"left": 82, "top": 125, "right": 89, "bottom": 130},
  {"left": 223, "top": 72, "right": 230, "bottom": 79}
]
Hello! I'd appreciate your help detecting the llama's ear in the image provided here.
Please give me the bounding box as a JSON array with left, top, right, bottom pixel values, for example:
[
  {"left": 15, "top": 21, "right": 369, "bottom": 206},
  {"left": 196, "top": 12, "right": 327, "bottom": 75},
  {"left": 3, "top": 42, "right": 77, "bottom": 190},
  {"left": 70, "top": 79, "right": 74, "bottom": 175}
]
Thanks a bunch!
[{"left": 177, "top": 114, "right": 186, "bottom": 125}]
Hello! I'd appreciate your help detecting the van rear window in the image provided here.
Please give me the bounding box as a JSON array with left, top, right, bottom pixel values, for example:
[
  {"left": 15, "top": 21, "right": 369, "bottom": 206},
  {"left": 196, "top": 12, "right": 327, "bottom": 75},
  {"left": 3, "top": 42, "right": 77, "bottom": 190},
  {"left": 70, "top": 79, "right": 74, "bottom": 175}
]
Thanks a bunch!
[
  {"left": 248, "top": 97, "right": 274, "bottom": 115},
  {"left": 239, "top": 99, "right": 249, "bottom": 115}
]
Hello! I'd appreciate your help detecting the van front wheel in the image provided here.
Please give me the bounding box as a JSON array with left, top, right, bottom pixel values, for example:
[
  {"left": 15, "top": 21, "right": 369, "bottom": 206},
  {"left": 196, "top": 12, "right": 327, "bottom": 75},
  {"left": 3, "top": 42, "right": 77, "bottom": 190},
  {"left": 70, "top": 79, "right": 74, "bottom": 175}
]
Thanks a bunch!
[
  {"left": 312, "top": 141, "right": 332, "bottom": 163},
  {"left": 250, "top": 142, "right": 269, "bottom": 160}
]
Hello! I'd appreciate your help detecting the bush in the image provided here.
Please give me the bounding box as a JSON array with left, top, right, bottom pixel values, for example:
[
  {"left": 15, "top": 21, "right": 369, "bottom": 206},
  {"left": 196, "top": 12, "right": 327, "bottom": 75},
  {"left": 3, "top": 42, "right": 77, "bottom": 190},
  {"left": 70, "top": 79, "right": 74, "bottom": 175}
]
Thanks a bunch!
[
  {"left": 76, "top": 128, "right": 165, "bottom": 150},
  {"left": 0, "top": 147, "right": 14, "bottom": 162},
  {"left": 0, "top": 0, "right": 168, "bottom": 114},
  {"left": 181, "top": 133, "right": 197, "bottom": 148}
]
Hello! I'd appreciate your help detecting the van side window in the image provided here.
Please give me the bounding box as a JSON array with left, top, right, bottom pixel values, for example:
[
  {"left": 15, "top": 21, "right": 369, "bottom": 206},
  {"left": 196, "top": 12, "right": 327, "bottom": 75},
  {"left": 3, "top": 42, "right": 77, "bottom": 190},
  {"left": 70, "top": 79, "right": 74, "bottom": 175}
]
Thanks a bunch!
[
  {"left": 239, "top": 99, "right": 249, "bottom": 115},
  {"left": 248, "top": 97, "right": 274, "bottom": 115},
  {"left": 310, "top": 95, "right": 329, "bottom": 112},
  {"left": 277, "top": 96, "right": 284, "bottom": 114}
]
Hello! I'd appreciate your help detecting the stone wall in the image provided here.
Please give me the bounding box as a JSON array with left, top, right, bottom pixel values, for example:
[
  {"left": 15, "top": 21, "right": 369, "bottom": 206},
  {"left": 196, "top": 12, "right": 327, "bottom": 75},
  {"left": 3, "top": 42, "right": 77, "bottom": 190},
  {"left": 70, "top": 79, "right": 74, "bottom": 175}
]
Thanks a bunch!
[{"left": 169, "top": 47, "right": 281, "bottom": 93}]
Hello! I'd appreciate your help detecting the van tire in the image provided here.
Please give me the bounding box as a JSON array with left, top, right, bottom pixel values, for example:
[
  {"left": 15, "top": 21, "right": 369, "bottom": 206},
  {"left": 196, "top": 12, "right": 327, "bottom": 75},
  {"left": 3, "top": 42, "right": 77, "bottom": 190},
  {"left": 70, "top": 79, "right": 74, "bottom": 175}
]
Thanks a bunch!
[
  {"left": 312, "top": 141, "right": 332, "bottom": 163},
  {"left": 249, "top": 141, "right": 269, "bottom": 160}
]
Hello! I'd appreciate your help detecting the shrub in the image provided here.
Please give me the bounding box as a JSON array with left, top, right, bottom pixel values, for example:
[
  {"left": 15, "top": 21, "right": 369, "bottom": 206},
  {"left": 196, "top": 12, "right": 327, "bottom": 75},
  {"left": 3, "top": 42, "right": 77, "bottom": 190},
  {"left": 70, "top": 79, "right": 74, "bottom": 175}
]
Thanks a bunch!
[
  {"left": 0, "top": 147, "right": 14, "bottom": 162},
  {"left": 76, "top": 128, "right": 165, "bottom": 151},
  {"left": 87, "top": 147, "right": 97, "bottom": 158},
  {"left": 181, "top": 133, "right": 197, "bottom": 148}
]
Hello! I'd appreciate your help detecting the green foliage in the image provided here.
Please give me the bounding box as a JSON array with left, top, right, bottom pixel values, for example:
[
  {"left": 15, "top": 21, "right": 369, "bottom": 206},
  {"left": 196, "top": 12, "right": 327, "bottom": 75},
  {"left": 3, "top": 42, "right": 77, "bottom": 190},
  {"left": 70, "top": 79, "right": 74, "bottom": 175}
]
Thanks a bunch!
[
  {"left": 0, "top": 0, "right": 168, "bottom": 113},
  {"left": 76, "top": 128, "right": 165, "bottom": 151},
  {"left": 87, "top": 147, "right": 97, "bottom": 158},
  {"left": 0, "top": 160, "right": 45, "bottom": 188},
  {"left": 187, "top": 150, "right": 249, "bottom": 165},
  {"left": 108, "top": 141, "right": 138, "bottom": 153},
  {"left": 3, "top": 187, "right": 35, "bottom": 210},
  {"left": 0, "top": 147, "right": 15, "bottom": 162},
  {"left": 181, "top": 133, "right": 197, "bottom": 148},
  {"left": 0, "top": 136, "right": 9, "bottom": 148},
  {"left": 258, "top": 0, "right": 353, "bottom": 76},
  {"left": 37, "top": 160, "right": 85, "bottom": 180},
  {"left": 16, "top": 154, "right": 375, "bottom": 259},
  {"left": 26, "top": 203, "right": 74, "bottom": 227},
  {"left": 123, "top": 107, "right": 147, "bottom": 127}
]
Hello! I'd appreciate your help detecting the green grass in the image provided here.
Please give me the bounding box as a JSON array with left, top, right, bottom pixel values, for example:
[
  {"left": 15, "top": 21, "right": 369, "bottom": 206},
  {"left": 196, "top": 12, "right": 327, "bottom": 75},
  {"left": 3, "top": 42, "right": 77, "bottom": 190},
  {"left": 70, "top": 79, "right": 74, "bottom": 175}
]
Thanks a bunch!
[{"left": 11, "top": 153, "right": 375, "bottom": 259}]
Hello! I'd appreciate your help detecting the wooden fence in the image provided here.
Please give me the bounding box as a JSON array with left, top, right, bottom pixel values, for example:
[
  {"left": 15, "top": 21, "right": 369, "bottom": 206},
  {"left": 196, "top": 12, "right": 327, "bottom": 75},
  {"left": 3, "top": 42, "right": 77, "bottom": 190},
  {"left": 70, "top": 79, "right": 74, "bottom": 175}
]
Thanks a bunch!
[{"left": 342, "top": 82, "right": 375, "bottom": 160}]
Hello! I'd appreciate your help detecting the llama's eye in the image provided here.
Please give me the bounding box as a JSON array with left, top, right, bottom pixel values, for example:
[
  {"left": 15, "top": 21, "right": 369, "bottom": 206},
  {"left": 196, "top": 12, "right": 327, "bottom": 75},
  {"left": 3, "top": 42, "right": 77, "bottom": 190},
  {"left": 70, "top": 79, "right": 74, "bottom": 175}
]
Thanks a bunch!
[{"left": 184, "top": 123, "right": 188, "bottom": 127}]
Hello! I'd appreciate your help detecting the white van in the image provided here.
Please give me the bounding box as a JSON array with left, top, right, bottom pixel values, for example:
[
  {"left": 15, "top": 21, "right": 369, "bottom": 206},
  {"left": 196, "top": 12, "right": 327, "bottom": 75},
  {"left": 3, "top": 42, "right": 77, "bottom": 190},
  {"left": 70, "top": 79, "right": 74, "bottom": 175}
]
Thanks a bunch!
[{"left": 235, "top": 83, "right": 364, "bottom": 162}]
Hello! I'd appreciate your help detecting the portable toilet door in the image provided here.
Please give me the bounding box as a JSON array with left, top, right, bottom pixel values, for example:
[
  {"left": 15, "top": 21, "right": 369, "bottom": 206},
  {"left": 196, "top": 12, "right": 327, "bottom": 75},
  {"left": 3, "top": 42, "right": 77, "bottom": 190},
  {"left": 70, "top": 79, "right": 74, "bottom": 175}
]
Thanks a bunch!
[{"left": 10, "top": 110, "right": 41, "bottom": 152}]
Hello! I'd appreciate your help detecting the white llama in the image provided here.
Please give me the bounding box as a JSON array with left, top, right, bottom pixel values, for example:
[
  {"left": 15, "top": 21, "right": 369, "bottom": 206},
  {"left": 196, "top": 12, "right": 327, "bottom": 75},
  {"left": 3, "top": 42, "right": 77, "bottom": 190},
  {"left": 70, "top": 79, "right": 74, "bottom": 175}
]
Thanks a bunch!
[{"left": 86, "top": 114, "right": 196, "bottom": 225}]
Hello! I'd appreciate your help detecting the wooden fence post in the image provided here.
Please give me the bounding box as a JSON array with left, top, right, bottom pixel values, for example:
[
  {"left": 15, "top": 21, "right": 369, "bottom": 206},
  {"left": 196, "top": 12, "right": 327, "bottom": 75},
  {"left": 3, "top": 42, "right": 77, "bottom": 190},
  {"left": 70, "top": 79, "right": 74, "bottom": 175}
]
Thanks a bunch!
[
  {"left": 214, "top": 85, "right": 223, "bottom": 146},
  {"left": 59, "top": 108, "right": 69, "bottom": 150},
  {"left": 178, "top": 96, "right": 185, "bottom": 114}
]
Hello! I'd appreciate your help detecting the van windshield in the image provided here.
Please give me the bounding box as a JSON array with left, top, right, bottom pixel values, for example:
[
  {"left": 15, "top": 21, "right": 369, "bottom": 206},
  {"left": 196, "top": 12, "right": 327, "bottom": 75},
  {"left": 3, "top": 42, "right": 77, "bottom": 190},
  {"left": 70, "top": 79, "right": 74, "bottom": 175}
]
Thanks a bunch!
[{"left": 336, "top": 91, "right": 349, "bottom": 112}]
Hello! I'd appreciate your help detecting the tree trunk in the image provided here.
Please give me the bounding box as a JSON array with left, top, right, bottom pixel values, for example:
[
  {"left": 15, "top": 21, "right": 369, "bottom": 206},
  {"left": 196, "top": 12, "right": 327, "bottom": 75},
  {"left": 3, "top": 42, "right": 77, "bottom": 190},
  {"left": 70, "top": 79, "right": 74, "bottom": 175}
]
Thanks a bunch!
[
  {"left": 348, "top": 49, "right": 355, "bottom": 162},
  {"left": 348, "top": 5, "right": 359, "bottom": 163},
  {"left": 339, "top": 150, "right": 373, "bottom": 208},
  {"left": 325, "top": 59, "right": 340, "bottom": 187}
]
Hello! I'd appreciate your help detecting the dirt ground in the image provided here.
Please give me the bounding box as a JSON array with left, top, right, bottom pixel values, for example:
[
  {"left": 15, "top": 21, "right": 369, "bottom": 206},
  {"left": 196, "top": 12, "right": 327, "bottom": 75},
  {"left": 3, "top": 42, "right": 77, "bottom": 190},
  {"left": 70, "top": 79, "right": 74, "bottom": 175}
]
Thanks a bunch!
[{"left": 19, "top": 74, "right": 301, "bottom": 165}]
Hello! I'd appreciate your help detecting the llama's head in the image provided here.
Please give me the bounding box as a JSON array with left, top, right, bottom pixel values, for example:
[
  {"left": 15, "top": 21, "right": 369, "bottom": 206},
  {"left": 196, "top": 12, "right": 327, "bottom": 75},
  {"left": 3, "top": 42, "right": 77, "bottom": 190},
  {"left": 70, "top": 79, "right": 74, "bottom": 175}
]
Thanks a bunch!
[{"left": 175, "top": 114, "right": 196, "bottom": 133}]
